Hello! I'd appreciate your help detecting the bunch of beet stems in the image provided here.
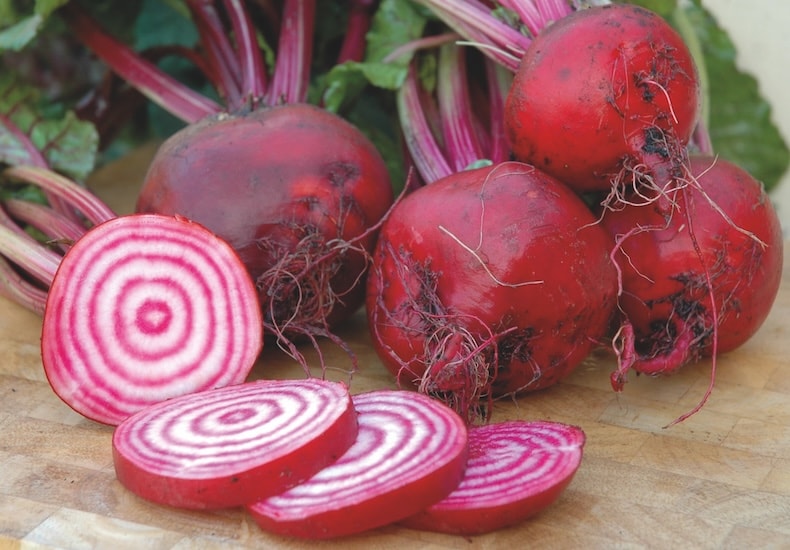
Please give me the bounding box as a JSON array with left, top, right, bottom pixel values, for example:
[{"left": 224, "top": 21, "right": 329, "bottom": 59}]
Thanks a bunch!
[
  {"left": 0, "top": 110, "right": 94, "bottom": 238},
  {"left": 61, "top": 0, "right": 374, "bottom": 122},
  {"left": 406, "top": 0, "right": 564, "bottom": 72},
  {"left": 0, "top": 164, "right": 116, "bottom": 314},
  {"left": 0, "top": 111, "right": 116, "bottom": 314},
  {"left": 392, "top": 0, "right": 580, "bottom": 185},
  {"left": 393, "top": 40, "right": 512, "bottom": 185}
]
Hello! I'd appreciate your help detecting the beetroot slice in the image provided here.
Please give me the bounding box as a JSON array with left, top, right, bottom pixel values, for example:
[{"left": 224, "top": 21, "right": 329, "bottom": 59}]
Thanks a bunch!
[
  {"left": 246, "top": 389, "right": 469, "bottom": 539},
  {"left": 112, "top": 378, "right": 358, "bottom": 510},
  {"left": 400, "top": 420, "right": 585, "bottom": 535},
  {"left": 40, "top": 214, "right": 262, "bottom": 425}
]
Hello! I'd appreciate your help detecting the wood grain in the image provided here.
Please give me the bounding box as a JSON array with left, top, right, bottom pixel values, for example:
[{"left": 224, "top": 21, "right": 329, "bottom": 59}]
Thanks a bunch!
[{"left": 1, "top": 155, "right": 789, "bottom": 548}]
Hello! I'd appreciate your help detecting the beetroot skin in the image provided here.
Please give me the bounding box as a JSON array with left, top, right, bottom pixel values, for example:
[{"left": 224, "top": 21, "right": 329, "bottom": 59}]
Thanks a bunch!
[
  {"left": 505, "top": 4, "right": 700, "bottom": 193},
  {"left": 604, "top": 155, "right": 784, "bottom": 384},
  {"left": 366, "top": 162, "right": 618, "bottom": 421},
  {"left": 137, "top": 103, "right": 393, "bottom": 338}
]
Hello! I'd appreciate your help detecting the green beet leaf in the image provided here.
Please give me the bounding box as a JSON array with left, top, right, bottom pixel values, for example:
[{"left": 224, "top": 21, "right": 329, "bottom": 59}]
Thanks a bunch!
[{"left": 0, "top": 75, "right": 98, "bottom": 181}]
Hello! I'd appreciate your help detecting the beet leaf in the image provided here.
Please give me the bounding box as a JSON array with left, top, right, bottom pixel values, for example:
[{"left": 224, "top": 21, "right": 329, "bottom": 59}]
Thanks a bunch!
[{"left": 0, "top": 75, "right": 98, "bottom": 180}]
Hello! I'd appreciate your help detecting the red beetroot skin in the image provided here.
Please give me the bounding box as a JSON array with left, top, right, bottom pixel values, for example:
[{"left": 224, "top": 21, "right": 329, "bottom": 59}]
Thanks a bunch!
[
  {"left": 505, "top": 4, "right": 700, "bottom": 193},
  {"left": 366, "top": 162, "right": 618, "bottom": 420},
  {"left": 603, "top": 155, "right": 784, "bottom": 380},
  {"left": 136, "top": 103, "right": 393, "bottom": 330}
]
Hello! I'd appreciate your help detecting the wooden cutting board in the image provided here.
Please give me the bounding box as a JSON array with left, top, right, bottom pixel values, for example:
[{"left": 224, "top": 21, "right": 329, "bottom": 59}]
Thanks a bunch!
[{"left": 1, "top": 149, "right": 789, "bottom": 548}]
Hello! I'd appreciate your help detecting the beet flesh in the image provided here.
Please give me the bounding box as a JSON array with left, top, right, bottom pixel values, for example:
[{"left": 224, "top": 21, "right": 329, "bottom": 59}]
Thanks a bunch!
[{"left": 400, "top": 420, "right": 585, "bottom": 535}]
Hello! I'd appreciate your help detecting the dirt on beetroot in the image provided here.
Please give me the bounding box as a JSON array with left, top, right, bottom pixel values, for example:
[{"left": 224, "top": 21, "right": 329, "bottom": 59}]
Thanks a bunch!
[{"left": 366, "top": 161, "right": 619, "bottom": 423}]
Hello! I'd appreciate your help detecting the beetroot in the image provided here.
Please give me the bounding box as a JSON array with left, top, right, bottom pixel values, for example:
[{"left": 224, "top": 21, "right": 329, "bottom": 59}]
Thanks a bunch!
[
  {"left": 505, "top": 4, "right": 701, "bottom": 194},
  {"left": 366, "top": 161, "right": 618, "bottom": 422},
  {"left": 247, "top": 389, "right": 468, "bottom": 539},
  {"left": 112, "top": 378, "right": 358, "bottom": 510},
  {"left": 401, "top": 420, "right": 585, "bottom": 535},
  {"left": 603, "top": 156, "right": 783, "bottom": 421},
  {"left": 40, "top": 214, "right": 263, "bottom": 425},
  {"left": 136, "top": 102, "right": 393, "bottom": 364}
]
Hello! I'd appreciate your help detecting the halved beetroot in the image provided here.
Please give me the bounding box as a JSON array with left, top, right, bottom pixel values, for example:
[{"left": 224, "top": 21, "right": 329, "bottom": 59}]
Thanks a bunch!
[{"left": 41, "top": 214, "right": 263, "bottom": 425}]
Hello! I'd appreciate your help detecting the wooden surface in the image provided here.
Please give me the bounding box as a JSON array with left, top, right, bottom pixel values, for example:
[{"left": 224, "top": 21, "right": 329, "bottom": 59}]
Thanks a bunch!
[{"left": 2, "top": 153, "right": 790, "bottom": 549}]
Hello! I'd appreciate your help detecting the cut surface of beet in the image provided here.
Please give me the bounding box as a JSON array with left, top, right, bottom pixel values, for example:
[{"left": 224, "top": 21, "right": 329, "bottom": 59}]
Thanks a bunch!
[
  {"left": 247, "top": 389, "right": 469, "bottom": 539},
  {"left": 400, "top": 420, "right": 585, "bottom": 534},
  {"left": 41, "top": 214, "right": 263, "bottom": 425},
  {"left": 112, "top": 378, "right": 358, "bottom": 509}
]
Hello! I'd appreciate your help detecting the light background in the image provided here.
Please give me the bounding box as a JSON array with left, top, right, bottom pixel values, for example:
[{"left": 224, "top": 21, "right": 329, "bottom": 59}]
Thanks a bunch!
[{"left": 704, "top": 0, "right": 790, "bottom": 234}]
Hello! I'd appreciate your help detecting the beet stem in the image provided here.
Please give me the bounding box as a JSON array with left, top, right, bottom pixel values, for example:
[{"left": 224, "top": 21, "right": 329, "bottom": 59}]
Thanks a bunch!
[
  {"left": 397, "top": 64, "right": 453, "bottom": 183},
  {"left": 185, "top": 0, "right": 245, "bottom": 106},
  {"left": 223, "top": 0, "right": 269, "bottom": 104},
  {"left": 0, "top": 113, "right": 49, "bottom": 168},
  {"left": 4, "top": 166, "right": 116, "bottom": 226},
  {"left": 3, "top": 199, "right": 87, "bottom": 247},
  {"left": 61, "top": 2, "right": 222, "bottom": 123},
  {"left": 0, "top": 222, "right": 61, "bottom": 285},
  {"left": 497, "top": 0, "right": 544, "bottom": 36},
  {"left": 411, "top": 0, "right": 530, "bottom": 71},
  {"left": 535, "top": 0, "right": 573, "bottom": 24},
  {"left": 484, "top": 59, "right": 512, "bottom": 165},
  {"left": 0, "top": 113, "right": 83, "bottom": 225},
  {"left": 0, "top": 255, "right": 48, "bottom": 314},
  {"left": 381, "top": 32, "right": 458, "bottom": 64},
  {"left": 336, "top": 0, "right": 376, "bottom": 64},
  {"left": 437, "top": 43, "right": 486, "bottom": 171},
  {"left": 267, "top": 0, "right": 315, "bottom": 104}
]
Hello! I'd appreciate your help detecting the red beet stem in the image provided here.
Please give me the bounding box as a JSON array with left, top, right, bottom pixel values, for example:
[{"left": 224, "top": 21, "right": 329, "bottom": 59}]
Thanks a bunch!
[
  {"left": 61, "top": 2, "right": 222, "bottom": 123},
  {"left": 266, "top": 0, "right": 315, "bottom": 105}
]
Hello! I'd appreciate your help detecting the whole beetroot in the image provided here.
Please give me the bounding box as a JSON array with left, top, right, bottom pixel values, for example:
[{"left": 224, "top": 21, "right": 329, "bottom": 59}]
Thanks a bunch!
[
  {"left": 606, "top": 156, "right": 783, "bottom": 376},
  {"left": 603, "top": 155, "right": 783, "bottom": 423},
  {"left": 366, "top": 161, "right": 618, "bottom": 422},
  {"left": 505, "top": 4, "right": 701, "bottom": 195}
]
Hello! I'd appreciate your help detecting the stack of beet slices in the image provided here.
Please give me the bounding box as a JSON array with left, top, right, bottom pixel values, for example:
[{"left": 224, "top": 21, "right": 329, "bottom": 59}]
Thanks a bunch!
[{"left": 112, "top": 379, "right": 585, "bottom": 539}]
